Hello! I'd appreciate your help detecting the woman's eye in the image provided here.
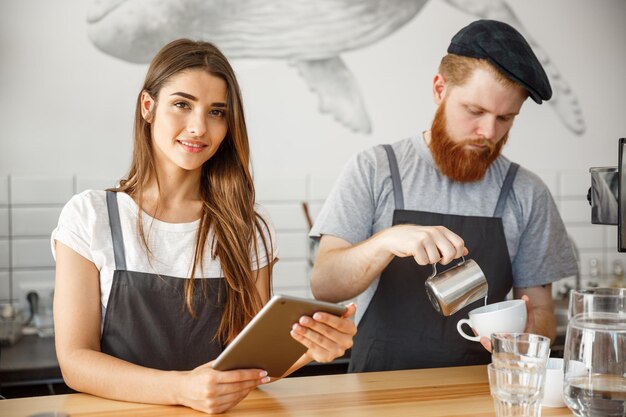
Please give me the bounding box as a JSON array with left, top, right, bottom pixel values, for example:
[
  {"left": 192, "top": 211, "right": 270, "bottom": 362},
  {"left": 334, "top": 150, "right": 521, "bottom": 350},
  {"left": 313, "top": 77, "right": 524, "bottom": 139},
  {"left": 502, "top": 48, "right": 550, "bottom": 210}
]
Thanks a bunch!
[
  {"left": 467, "top": 108, "right": 482, "bottom": 116},
  {"left": 174, "top": 101, "right": 190, "bottom": 109},
  {"left": 209, "top": 109, "right": 225, "bottom": 118}
]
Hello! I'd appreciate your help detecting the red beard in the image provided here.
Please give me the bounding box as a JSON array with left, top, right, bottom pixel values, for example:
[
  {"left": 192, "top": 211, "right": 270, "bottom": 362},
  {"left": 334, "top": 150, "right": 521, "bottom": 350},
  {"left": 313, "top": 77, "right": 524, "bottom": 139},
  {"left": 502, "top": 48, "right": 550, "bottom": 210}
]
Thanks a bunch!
[{"left": 429, "top": 101, "right": 508, "bottom": 182}]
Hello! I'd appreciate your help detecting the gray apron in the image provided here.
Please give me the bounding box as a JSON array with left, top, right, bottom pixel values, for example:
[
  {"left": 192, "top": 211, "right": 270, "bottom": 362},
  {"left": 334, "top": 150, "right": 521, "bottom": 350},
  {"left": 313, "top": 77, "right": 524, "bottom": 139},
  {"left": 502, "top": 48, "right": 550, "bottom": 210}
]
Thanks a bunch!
[
  {"left": 349, "top": 145, "right": 518, "bottom": 372},
  {"left": 100, "top": 191, "right": 224, "bottom": 371}
]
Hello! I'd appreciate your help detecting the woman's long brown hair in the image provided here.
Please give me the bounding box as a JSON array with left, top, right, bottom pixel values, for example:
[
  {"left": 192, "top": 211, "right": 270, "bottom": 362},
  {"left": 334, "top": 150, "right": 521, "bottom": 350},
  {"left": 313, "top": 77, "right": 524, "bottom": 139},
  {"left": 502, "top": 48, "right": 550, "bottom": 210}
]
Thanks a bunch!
[{"left": 111, "top": 39, "right": 272, "bottom": 344}]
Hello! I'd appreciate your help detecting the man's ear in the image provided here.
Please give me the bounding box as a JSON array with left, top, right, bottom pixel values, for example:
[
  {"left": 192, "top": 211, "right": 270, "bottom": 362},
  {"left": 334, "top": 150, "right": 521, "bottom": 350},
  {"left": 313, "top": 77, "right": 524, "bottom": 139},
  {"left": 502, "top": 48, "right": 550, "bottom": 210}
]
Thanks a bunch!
[
  {"left": 140, "top": 91, "right": 155, "bottom": 122},
  {"left": 432, "top": 73, "right": 447, "bottom": 105}
]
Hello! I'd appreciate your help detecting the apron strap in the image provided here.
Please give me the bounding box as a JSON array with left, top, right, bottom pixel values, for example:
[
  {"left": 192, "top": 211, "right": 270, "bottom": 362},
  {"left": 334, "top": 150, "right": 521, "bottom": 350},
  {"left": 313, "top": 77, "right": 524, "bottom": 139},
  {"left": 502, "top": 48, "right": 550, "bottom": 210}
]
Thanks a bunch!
[
  {"left": 493, "top": 163, "right": 520, "bottom": 218},
  {"left": 382, "top": 144, "right": 405, "bottom": 210},
  {"left": 383, "top": 143, "right": 518, "bottom": 218},
  {"left": 106, "top": 191, "right": 127, "bottom": 271}
]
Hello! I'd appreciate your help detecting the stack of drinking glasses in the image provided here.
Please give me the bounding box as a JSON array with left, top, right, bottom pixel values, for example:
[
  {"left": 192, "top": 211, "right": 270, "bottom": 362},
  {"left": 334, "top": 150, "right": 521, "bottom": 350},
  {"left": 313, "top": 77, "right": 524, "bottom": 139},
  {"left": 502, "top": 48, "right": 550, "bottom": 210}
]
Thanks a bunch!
[{"left": 488, "top": 333, "right": 551, "bottom": 417}]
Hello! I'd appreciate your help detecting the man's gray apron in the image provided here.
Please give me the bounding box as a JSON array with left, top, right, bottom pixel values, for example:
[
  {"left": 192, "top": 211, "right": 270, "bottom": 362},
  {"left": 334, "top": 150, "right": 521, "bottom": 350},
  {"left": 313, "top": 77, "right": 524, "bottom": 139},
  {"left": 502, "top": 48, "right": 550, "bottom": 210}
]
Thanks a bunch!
[
  {"left": 349, "top": 145, "right": 519, "bottom": 372},
  {"left": 100, "top": 191, "right": 224, "bottom": 371}
]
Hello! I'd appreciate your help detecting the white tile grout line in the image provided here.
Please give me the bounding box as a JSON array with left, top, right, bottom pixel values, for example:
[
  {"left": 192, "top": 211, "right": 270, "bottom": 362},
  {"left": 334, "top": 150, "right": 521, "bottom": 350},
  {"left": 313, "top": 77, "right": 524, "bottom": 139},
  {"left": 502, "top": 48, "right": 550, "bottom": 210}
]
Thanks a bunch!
[{"left": 7, "top": 175, "right": 13, "bottom": 303}]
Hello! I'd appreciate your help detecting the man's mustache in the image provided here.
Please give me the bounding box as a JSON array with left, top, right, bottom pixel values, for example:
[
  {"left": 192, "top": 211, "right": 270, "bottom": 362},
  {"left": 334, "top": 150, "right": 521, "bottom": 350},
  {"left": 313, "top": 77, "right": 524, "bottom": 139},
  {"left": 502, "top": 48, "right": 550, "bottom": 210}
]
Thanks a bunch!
[{"left": 455, "top": 138, "right": 497, "bottom": 153}]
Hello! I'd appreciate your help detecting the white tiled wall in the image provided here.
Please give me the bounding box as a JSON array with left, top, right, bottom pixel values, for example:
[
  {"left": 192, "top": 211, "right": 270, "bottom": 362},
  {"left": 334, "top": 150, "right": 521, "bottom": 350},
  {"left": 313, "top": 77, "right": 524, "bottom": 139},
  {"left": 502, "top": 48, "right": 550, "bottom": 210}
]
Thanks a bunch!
[
  {"left": 0, "top": 176, "right": 117, "bottom": 311},
  {"left": 559, "top": 172, "right": 592, "bottom": 198},
  {"left": 263, "top": 203, "right": 309, "bottom": 231},
  {"left": 0, "top": 241, "right": 8, "bottom": 269},
  {"left": 0, "top": 271, "right": 8, "bottom": 303},
  {"left": 10, "top": 177, "right": 74, "bottom": 205},
  {"left": 0, "top": 179, "right": 9, "bottom": 205},
  {"left": 559, "top": 199, "right": 592, "bottom": 224},
  {"left": 0, "top": 208, "right": 8, "bottom": 237},
  {"left": 0, "top": 171, "right": 623, "bottom": 312},
  {"left": 12, "top": 207, "right": 63, "bottom": 237}
]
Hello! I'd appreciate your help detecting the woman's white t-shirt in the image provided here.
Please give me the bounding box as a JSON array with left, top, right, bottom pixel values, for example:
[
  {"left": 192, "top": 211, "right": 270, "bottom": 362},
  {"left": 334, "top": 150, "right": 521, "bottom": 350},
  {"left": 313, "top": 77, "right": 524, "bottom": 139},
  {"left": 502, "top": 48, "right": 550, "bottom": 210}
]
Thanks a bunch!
[{"left": 51, "top": 190, "right": 278, "bottom": 315}]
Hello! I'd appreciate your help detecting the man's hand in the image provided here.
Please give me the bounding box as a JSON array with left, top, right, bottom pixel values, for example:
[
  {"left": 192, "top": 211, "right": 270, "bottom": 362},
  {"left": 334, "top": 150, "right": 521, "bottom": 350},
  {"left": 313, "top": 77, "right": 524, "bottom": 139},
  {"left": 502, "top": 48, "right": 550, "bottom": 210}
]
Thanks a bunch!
[{"left": 381, "top": 224, "right": 468, "bottom": 265}]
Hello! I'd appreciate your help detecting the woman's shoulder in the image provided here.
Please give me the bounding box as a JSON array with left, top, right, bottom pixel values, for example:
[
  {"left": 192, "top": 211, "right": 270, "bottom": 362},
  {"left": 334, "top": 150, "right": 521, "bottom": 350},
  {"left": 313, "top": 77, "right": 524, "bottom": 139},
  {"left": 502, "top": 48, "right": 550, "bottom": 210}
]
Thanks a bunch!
[
  {"left": 254, "top": 203, "right": 271, "bottom": 219},
  {"left": 61, "top": 189, "right": 108, "bottom": 218},
  {"left": 254, "top": 203, "right": 275, "bottom": 233},
  {"left": 53, "top": 190, "right": 111, "bottom": 263}
]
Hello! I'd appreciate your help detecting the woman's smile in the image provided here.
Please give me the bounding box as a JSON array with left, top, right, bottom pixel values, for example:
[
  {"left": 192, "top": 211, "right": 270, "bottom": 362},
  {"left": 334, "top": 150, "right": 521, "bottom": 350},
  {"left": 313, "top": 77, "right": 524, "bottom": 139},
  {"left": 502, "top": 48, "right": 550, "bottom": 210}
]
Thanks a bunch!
[{"left": 177, "top": 139, "right": 208, "bottom": 153}]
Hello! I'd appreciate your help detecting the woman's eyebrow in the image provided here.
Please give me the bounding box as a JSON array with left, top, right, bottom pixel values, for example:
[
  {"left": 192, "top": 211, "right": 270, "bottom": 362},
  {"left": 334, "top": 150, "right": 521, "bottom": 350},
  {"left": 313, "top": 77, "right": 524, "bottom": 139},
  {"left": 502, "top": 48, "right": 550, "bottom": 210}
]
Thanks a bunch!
[
  {"left": 171, "top": 91, "right": 227, "bottom": 107},
  {"left": 171, "top": 91, "right": 197, "bottom": 101}
]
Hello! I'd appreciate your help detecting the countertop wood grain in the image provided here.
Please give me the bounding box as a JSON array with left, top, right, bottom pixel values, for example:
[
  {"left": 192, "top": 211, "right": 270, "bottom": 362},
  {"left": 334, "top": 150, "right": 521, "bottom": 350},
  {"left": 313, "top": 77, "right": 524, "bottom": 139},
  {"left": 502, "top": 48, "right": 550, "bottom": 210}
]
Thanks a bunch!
[{"left": 0, "top": 365, "right": 574, "bottom": 416}]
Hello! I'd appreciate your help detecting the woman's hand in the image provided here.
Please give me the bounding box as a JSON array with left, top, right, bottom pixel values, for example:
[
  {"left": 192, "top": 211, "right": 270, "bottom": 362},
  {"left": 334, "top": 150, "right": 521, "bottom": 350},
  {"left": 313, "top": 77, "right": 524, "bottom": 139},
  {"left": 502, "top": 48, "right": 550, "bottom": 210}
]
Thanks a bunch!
[
  {"left": 290, "top": 303, "right": 357, "bottom": 363},
  {"left": 176, "top": 361, "right": 270, "bottom": 414}
]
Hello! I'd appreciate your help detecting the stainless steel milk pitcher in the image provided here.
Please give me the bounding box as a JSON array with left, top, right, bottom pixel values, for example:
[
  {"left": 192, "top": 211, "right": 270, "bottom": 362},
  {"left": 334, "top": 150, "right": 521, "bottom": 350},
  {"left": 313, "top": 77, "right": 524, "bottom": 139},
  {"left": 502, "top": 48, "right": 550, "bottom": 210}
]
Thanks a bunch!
[{"left": 425, "top": 256, "right": 488, "bottom": 316}]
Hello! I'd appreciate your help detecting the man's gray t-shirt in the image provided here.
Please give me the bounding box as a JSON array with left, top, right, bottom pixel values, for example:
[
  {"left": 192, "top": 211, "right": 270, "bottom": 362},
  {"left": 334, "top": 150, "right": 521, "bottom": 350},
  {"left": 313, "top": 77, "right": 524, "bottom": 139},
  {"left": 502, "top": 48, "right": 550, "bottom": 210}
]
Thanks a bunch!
[{"left": 310, "top": 136, "right": 578, "bottom": 324}]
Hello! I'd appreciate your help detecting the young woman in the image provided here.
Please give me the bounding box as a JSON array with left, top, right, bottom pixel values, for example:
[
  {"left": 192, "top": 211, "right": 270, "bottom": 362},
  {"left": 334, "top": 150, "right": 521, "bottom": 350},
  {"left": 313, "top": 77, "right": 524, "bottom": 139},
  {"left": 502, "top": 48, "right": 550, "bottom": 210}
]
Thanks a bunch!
[{"left": 51, "top": 39, "right": 356, "bottom": 414}]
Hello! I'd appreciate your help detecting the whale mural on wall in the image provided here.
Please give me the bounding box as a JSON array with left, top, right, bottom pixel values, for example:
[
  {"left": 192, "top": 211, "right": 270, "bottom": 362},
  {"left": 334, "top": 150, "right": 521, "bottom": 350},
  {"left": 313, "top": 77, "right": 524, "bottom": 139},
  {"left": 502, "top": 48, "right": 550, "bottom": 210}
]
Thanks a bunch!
[{"left": 86, "top": 0, "right": 585, "bottom": 135}]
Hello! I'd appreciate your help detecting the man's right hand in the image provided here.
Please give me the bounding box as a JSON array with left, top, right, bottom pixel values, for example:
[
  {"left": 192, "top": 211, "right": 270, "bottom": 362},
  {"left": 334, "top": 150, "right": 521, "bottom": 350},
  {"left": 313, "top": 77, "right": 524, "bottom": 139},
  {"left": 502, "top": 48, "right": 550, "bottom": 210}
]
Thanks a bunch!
[
  {"left": 311, "top": 225, "right": 468, "bottom": 302},
  {"left": 380, "top": 224, "right": 468, "bottom": 265}
]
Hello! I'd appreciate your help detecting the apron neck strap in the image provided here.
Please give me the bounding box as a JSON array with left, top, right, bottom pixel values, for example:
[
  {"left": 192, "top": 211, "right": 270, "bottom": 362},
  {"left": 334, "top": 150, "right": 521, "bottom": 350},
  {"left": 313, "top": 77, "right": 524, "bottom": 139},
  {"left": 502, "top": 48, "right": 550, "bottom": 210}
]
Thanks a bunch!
[
  {"left": 493, "top": 163, "right": 520, "bottom": 218},
  {"left": 106, "top": 191, "right": 127, "bottom": 270},
  {"left": 383, "top": 144, "right": 520, "bottom": 219},
  {"left": 382, "top": 144, "right": 405, "bottom": 210}
]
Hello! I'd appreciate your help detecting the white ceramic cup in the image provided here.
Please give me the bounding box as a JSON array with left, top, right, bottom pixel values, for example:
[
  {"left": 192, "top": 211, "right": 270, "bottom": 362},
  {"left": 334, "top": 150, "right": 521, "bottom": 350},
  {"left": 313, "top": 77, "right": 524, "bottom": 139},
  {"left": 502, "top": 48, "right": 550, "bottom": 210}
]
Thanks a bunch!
[
  {"left": 456, "top": 299, "right": 527, "bottom": 342},
  {"left": 542, "top": 357, "right": 565, "bottom": 408}
]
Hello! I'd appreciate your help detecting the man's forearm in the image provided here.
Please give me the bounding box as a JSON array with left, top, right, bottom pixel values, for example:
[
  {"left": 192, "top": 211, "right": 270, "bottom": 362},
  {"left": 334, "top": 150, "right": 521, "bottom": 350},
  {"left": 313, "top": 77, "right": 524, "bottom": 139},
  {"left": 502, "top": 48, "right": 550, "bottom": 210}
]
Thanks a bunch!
[
  {"left": 310, "top": 233, "right": 394, "bottom": 302},
  {"left": 531, "top": 306, "right": 557, "bottom": 344},
  {"left": 513, "top": 285, "right": 557, "bottom": 344}
]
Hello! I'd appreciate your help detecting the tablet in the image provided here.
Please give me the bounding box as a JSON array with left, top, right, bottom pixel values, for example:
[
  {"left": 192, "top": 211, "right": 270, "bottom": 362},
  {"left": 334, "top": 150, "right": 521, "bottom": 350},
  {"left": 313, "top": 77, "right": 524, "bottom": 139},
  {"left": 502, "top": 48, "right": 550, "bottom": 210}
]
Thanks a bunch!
[{"left": 212, "top": 294, "right": 347, "bottom": 377}]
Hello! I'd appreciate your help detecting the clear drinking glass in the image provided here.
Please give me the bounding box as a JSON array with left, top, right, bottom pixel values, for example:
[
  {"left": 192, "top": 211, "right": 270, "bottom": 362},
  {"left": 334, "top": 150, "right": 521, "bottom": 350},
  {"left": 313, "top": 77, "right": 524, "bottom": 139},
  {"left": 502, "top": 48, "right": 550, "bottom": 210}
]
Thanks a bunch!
[
  {"left": 563, "top": 289, "right": 626, "bottom": 416},
  {"left": 491, "top": 333, "right": 551, "bottom": 370},
  {"left": 488, "top": 363, "right": 545, "bottom": 417}
]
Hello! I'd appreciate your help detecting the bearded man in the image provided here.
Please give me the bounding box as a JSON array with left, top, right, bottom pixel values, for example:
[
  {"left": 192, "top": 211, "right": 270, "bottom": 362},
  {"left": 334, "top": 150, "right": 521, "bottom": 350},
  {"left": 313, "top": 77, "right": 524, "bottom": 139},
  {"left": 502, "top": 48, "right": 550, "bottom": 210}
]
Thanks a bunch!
[{"left": 309, "top": 19, "right": 578, "bottom": 372}]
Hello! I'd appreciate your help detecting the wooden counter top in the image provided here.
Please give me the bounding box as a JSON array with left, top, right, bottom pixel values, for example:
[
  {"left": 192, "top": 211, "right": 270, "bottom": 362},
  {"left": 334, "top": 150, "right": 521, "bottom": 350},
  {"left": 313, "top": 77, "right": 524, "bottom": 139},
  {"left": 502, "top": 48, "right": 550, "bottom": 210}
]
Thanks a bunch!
[{"left": 0, "top": 365, "right": 573, "bottom": 416}]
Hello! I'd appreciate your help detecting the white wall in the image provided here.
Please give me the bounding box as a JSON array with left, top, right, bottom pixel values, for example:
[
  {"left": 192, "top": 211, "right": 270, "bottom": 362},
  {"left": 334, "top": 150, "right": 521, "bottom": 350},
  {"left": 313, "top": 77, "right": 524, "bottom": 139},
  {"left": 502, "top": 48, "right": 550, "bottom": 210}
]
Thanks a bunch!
[{"left": 1, "top": 0, "right": 625, "bottom": 307}]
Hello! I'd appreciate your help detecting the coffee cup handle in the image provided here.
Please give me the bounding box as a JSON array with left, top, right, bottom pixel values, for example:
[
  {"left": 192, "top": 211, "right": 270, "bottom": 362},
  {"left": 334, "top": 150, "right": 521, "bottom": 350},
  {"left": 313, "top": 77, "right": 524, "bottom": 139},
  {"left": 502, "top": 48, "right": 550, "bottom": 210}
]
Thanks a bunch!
[{"left": 456, "top": 318, "right": 481, "bottom": 342}]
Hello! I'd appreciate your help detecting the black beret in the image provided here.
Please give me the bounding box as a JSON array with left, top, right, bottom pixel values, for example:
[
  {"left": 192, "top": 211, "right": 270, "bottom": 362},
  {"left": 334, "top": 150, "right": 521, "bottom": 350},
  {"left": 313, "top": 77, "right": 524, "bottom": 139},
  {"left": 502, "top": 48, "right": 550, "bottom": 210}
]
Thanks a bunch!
[{"left": 447, "top": 19, "right": 552, "bottom": 104}]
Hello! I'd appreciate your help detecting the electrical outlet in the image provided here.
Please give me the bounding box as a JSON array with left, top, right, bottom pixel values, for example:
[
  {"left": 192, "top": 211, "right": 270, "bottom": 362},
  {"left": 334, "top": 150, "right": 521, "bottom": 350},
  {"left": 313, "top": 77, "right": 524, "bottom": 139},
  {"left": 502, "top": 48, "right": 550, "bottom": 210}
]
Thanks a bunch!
[{"left": 18, "top": 282, "right": 54, "bottom": 314}]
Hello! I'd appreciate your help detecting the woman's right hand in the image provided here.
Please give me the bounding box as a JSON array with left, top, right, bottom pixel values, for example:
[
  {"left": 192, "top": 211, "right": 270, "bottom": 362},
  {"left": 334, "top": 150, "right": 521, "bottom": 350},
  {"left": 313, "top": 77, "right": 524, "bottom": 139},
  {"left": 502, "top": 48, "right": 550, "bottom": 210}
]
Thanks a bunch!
[
  {"left": 176, "top": 361, "right": 270, "bottom": 414},
  {"left": 381, "top": 224, "right": 468, "bottom": 265}
]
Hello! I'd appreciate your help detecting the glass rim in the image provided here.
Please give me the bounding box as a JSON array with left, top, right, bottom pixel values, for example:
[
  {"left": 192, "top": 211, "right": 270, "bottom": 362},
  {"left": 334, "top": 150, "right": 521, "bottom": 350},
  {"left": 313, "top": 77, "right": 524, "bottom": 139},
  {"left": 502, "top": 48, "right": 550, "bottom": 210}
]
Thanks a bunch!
[
  {"left": 589, "top": 166, "right": 617, "bottom": 173},
  {"left": 490, "top": 332, "right": 551, "bottom": 343},
  {"left": 570, "top": 287, "right": 626, "bottom": 297}
]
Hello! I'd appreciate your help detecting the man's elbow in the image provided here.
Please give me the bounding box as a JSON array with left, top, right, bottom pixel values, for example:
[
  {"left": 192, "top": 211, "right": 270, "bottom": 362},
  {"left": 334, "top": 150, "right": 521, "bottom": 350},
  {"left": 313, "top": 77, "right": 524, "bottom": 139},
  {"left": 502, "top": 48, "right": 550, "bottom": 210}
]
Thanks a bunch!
[
  {"left": 310, "top": 270, "right": 334, "bottom": 301},
  {"left": 310, "top": 266, "right": 348, "bottom": 302}
]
